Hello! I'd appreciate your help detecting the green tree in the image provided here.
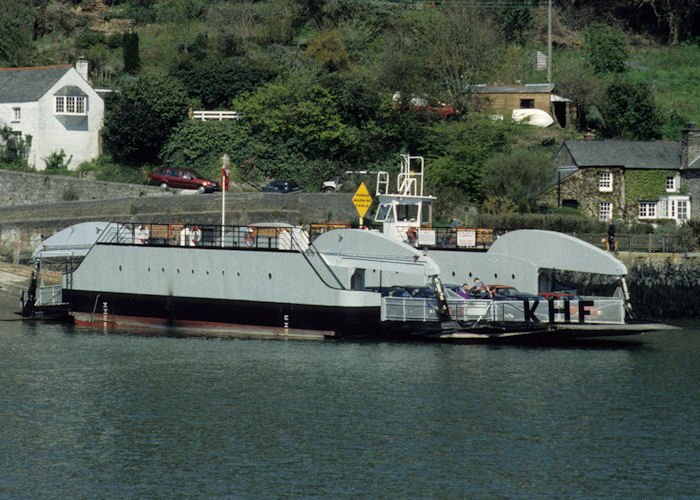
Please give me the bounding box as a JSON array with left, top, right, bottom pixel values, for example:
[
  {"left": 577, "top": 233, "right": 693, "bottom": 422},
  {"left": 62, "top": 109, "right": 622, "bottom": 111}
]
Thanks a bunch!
[
  {"left": 231, "top": 72, "right": 359, "bottom": 161},
  {"left": 418, "top": 117, "right": 513, "bottom": 202},
  {"left": 0, "top": 126, "right": 32, "bottom": 168},
  {"left": 122, "top": 31, "right": 141, "bottom": 74},
  {"left": 304, "top": 30, "right": 352, "bottom": 73},
  {"left": 601, "top": 80, "right": 663, "bottom": 139},
  {"left": 481, "top": 149, "right": 556, "bottom": 211},
  {"left": 497, "top": 0, "right": 534, "bottom": 45},
  {"left": 583, "top": 23, "right": 628, "bottom": 74},
  {"left": 171, "top": 56, "right": 277, "bottom": 109},
  {"left": 103, "top": 75, "right": 189, "bottom": 165},
  {"left": 0, "top": 0, "right": 35, "bottom": 66},
  {"left": 553, "top": 55, "right": 603, "bottom": 130}
]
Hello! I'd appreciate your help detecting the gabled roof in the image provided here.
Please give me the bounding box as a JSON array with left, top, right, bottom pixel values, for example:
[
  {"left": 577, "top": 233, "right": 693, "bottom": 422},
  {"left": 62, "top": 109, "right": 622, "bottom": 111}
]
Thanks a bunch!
[
  {"left": 470, "top": 83, "right": 555, "bottom": 94},
  {"left": 561, "top": 139, "right": 681, "bottom": 170},
  {"left": 0, "top": 65, "right": 72, "bottom": 103}
]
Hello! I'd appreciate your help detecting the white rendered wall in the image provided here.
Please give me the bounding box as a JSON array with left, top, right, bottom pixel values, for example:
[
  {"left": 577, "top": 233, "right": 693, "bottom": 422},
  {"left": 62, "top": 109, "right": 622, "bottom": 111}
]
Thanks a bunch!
[{"left": 33, "top": 69, "right": 104, "bottom": 170}]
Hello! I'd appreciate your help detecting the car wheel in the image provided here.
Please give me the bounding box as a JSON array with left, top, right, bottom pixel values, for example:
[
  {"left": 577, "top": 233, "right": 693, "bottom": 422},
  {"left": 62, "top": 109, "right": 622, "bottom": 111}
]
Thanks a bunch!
[
  {"left": 160, "top": 182, "right": 168, "bottom": 189},
  {"left": 198, "top": 186, "right": 206, "bottom": 194},
  {"left": 322, "top": 187, "right": 335, "bottom": 193}
]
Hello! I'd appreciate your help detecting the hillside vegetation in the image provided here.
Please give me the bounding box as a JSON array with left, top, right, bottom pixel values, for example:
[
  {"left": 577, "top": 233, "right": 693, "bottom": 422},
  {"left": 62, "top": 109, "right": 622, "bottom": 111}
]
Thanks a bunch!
[{"left": 1, "top": 0, "right": 699, "bottom": 220}]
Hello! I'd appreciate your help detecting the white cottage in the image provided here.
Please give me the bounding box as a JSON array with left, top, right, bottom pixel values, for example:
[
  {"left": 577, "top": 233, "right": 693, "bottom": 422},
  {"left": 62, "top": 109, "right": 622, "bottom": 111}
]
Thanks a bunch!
[{"left": 0, "top": 58, "right": 103, "bottom": 170}]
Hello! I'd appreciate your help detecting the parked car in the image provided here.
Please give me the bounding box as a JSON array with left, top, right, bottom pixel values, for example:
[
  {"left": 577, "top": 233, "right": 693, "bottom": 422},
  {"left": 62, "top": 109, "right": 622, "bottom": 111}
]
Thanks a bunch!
[
  {"left": 262, "top": 180, "right": 302, "bottom": 194},
  {"left": 538, "top": 292, "right": 581, "bottom": 301},
  {"left": 149, "top": 168, "right": 220, "bottom": 193},
  {"left": 489, "top": 285, "right": 543, "bottom": 301}
]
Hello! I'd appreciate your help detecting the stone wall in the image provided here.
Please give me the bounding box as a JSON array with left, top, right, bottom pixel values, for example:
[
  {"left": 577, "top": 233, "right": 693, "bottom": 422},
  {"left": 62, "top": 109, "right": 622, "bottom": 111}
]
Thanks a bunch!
[
  {"left": 683, "top": 169, "right": 700, "bottom": 219},
  {"left": 554, "top": 253, "right": 700, "bottom": 319},
  {"left": 0, "top": 169, "right": 165, "bottom": 207},
  {"left": 0, "top": 192, "right": 358, "bottom": 263},
  {"left": 539, "top": 168, "right": 624, "bottom": 219}
]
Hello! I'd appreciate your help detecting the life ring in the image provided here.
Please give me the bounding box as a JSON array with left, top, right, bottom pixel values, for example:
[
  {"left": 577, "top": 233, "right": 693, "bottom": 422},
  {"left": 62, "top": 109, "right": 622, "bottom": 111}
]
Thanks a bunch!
[
  {"left": 407, "top": 227, "right": 418, "bottom": 241},
  {"left": 135, "top": 225, "right": 149, "bottom": 244},
  {"left": 244, "top": 228, "right": 256, "bottom": 247},
  {"left": 190, "top": 226, "right": 202, "bottom": 246}
]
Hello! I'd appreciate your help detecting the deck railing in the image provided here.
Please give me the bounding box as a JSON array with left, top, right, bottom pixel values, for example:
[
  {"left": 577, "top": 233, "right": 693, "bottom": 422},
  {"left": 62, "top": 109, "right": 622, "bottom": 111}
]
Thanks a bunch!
[{"left": 382, "top": 296, "right": 626, "bottom": 325}]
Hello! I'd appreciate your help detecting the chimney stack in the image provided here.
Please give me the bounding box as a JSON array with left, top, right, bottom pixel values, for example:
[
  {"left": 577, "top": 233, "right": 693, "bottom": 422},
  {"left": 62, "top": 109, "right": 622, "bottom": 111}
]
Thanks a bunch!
[
  {"left": 76, "top": 56, "right": 88, "bottom": 82},
  {"left": 681, "top": 122, "right": 700, "bottom": 169}
]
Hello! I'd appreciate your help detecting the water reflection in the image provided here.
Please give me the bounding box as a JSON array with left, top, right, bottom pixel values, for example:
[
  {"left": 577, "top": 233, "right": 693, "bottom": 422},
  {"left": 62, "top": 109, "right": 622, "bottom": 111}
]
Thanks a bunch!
[{"left": 1, "top": 321, "right": 698, "bottom": 497}]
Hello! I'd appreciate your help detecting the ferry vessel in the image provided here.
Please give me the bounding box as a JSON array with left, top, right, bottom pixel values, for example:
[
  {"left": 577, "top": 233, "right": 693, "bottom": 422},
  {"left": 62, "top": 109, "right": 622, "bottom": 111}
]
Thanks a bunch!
[{"left": 24, "top": 214, "right": 669, "bottom": 340}]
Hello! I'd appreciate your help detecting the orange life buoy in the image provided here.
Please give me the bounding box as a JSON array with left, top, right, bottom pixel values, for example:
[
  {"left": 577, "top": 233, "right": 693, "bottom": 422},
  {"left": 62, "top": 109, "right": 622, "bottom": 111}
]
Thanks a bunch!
[
  {"left": 407, "top": 227, "right": 418, "bottom": 241},
  {"left": 136, "top": 225, "right": 149, "bottom": 244},
  {"left": 244, "top": 229, "right": 256, "bottom": 247},
  {"left": 191, "top": 226, "right": 202, "bottom": 245}
]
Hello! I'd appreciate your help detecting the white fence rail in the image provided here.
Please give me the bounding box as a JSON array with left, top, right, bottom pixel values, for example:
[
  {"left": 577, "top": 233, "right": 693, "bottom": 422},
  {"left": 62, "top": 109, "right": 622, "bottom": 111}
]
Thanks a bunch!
[{"left": 192, "top": 110, "right": 241, "bottom": 121}]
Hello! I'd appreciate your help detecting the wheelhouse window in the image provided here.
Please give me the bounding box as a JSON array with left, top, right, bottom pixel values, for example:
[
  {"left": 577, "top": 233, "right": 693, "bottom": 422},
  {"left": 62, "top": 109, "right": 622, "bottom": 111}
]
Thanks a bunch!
[
  {"left": 598, "top": 201, "right": 612, "bottom": 221},
  {"left": 599, "top": 172, "right": 613, "bottom": 192},
  {"left": 638, "top": 202, "right": 656, "bottom": 219}
]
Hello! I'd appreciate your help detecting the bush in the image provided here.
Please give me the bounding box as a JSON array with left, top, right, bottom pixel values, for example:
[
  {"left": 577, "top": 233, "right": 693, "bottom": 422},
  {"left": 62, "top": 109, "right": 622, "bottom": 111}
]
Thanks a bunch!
[
  {"left": 43, "top": 149, "right": 72, "bottom": 170},
  {"left": 471, "top": 212, "right": 605, "bottom": 233},
  {"left": 75, "top": 29, "right": 106, "bottom": 49}
]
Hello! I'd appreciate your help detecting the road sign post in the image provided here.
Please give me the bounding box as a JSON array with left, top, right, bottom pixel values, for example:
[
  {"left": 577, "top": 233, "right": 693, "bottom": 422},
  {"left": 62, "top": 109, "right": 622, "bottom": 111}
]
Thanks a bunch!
[{"left": 352, "top": 182, "right": 373, "bottom": 227}]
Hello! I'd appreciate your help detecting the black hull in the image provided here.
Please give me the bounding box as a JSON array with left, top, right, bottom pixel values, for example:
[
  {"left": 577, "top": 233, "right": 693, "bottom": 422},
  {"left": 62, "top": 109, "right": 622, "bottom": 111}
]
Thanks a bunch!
[{"left": 63, "top": 289, "right": 391, "bottom": 339}]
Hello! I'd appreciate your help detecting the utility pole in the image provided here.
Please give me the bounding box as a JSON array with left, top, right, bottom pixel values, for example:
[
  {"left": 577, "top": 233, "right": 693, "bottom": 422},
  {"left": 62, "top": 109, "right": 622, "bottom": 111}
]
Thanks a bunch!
[{"left": 547, "top": 0, "right": 552, "bottom": 83}]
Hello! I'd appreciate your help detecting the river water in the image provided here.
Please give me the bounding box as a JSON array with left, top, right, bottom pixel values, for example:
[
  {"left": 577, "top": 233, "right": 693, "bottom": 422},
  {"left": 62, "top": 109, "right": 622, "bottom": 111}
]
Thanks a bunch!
[{"left": 1, "top": 321, "right": 699, "bottom": 498}]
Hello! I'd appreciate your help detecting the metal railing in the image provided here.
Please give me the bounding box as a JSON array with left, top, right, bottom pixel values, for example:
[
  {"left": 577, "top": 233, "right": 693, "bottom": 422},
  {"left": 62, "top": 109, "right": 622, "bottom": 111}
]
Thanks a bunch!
[
  {"left": 98, "top": 222, "right": 307, "bottom": 251},
  {"left": 36, "top": 285, "right": 63, "bottom": 307},
  {"left": 573, "top": 233, "right": 699, "bottom": 253},
  {"left": 381, "top": 296, "right": 626, "bottom": 325}
]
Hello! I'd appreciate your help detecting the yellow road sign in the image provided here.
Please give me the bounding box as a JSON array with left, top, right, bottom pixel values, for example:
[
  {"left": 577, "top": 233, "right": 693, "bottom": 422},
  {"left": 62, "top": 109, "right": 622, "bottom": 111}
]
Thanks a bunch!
[{"left": 352, "top": 182, "right": 373, "bottom": 218}]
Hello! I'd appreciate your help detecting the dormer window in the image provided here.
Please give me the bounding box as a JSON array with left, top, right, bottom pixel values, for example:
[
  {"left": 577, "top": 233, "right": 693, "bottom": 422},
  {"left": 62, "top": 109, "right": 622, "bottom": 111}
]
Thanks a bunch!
[{"left": 54, "top": 86, "right": 87, "bottom": 116}]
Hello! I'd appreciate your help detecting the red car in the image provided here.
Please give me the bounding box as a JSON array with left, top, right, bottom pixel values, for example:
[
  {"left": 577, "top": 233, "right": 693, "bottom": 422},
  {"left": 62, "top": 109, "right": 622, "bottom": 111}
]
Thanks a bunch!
[{"left": 149, "top": 168, "right": 220, "bottom": 193}]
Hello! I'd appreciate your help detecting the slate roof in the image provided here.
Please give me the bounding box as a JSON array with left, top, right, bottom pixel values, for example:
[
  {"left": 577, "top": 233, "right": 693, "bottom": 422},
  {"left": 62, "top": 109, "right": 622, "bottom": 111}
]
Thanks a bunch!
[
  {"left": 561, "top": 140, "right": 682, "bottom": 170},
  {"left": 470, "top": 83, "right": 555, "bottom": 94},
  {"left": 0, "top": 65, "right": 72, "bottom": 103}
]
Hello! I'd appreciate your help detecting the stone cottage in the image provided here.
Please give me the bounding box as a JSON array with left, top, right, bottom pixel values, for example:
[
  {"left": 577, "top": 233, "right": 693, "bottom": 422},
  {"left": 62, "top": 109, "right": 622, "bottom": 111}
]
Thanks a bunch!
[
  {"left": 539, "top": 123, "right": 700, "bottom": 223},
  {"left": 0, "top": 57, "right": 104, "bottom": 170}
]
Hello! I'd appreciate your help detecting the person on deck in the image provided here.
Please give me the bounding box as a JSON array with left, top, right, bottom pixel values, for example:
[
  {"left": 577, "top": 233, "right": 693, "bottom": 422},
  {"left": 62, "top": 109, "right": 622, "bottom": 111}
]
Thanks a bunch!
[{"left": 457, "top": 283, "right": 471, "bottom": 299}]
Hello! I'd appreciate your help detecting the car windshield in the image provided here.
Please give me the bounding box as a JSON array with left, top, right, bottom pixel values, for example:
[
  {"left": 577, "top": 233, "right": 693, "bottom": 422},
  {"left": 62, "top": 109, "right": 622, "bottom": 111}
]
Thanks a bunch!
[{"left": 496, "top": 287, "right": 520, "bottom": 296}]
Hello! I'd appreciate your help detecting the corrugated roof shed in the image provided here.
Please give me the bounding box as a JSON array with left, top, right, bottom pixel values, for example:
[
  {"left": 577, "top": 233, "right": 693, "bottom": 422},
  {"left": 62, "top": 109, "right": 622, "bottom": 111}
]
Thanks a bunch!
[
  {"left": 470, "top": 83, "right": 555, "bottom": 94},
  {"left": 0, "top": 65, "right": 72, "bottom": 102},
  {"left": 563, "top": 140, "right": 681, "bottom": 170}
]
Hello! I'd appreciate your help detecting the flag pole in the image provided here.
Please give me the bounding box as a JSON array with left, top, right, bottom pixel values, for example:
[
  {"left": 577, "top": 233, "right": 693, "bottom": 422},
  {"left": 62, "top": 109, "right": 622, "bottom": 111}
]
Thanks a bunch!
[{"left": 221, "top": 154, "right": 229, "bottom": 247}]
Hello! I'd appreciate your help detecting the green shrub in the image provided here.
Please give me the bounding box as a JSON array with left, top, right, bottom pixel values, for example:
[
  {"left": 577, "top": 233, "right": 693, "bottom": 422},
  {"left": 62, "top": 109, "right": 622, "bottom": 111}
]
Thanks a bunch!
[
  {"left": 75, "top": 29, "right": 106, "bottom": 49},
  {"left": 44, "top": 149, "right": 72, "bottom": 170}
]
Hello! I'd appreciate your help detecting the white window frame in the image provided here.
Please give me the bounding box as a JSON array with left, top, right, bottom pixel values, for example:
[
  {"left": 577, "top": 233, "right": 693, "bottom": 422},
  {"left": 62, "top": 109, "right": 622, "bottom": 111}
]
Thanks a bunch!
[
  {"left": 598, "top": 201, "right": 612, "bottom": 221},
  {"left": 55, "top": 95, "right": 87, "bottom": 116},
  {"left": 677, "top": 200, "right": 689, "bottom": 221},
  {"left": 638, "top": 202, "right": 657, "bottom": 219},
  {"left": 666, "top": 174, "right": 678, "bottom": 192},
  {"left": 599, "top": 172, "right": 613, "bottom": 192},
  {"left": 12, "top": 107, "right": 20, "bottom": 122}
]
